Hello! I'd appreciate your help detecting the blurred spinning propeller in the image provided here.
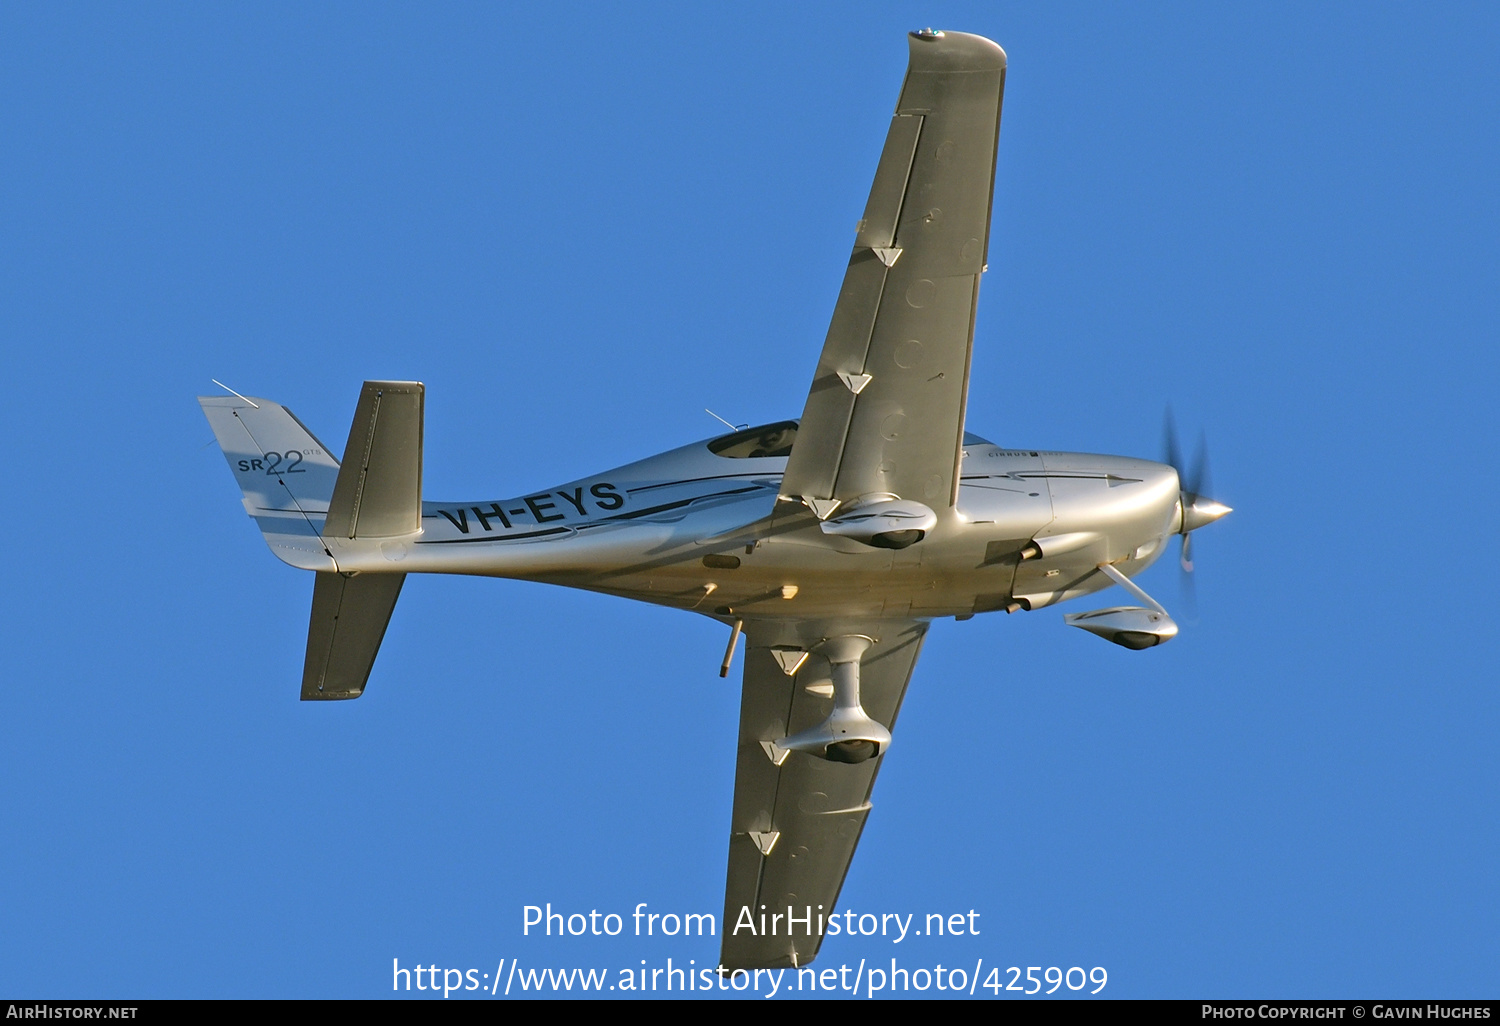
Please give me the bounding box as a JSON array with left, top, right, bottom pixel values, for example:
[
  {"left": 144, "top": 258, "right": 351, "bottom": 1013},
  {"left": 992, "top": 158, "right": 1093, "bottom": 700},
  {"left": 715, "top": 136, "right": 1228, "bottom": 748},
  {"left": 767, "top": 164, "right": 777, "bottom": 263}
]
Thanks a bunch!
[{"left": 1163, "top": 410, "right": 1232, "bottom": 612}]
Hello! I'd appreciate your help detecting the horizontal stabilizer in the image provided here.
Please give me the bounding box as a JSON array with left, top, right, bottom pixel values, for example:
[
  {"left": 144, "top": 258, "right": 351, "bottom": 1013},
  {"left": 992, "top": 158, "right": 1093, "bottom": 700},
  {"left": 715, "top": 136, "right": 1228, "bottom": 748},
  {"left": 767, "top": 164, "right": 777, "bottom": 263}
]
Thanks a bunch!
[
  {"left": 325, "top": 381, "right": 424, "bottom": 540},
  {"left": 302, "top": 571, "right": 406, "bottom": 700}
]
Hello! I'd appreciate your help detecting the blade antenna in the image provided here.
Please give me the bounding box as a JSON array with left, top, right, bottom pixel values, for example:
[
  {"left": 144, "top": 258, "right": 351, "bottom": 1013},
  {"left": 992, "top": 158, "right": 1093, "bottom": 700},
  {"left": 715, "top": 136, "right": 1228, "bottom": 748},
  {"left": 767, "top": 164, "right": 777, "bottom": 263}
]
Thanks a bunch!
[
  {"left": 705, "top": 409, "right": 748, "bottom": 430},
  {"left": 212, "top": 379, "right": 259, "bottom": 409}
]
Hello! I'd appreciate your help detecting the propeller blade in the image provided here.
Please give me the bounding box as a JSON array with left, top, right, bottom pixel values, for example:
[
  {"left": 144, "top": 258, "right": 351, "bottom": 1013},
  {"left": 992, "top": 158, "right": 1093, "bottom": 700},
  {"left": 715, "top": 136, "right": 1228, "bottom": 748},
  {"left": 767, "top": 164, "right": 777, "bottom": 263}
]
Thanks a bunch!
[
  {"left": 1189, "top": 429, "right": 1212, "bottom": 500},
  {"left": 1176, "top": 546, "right": 1200, "bottom": 618},
  {"left": 1163, "top": 408, "right": 1184, "bottom": 480},
  {"left": 1163, "top": 409, "right": 1222, "bottom": 620},
  {"left": 1179, "top": 538, "right": 1198, "bottom": 618}
]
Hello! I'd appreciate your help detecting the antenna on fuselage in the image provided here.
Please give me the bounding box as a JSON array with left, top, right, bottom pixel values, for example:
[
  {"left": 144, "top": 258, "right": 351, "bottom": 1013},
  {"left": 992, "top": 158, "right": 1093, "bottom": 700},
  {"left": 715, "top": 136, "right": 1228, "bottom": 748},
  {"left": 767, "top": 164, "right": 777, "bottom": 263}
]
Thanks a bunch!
[{"left": 705, "top": 409, "right": 748, "bottom": 431}]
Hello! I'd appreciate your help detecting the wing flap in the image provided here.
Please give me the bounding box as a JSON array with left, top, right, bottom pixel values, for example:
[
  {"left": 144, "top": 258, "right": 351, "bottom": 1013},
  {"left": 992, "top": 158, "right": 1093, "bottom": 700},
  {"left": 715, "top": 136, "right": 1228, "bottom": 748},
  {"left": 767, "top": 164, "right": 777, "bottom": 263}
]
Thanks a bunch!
[
  {"left": 854, "top": 114, "right": 923, "bottom": 250},
  {"left": 832, "top": 274, "right": 977, "bottom": 504},
  {"left": 782, "top": 252, "right": 888, "bottom": 501}
]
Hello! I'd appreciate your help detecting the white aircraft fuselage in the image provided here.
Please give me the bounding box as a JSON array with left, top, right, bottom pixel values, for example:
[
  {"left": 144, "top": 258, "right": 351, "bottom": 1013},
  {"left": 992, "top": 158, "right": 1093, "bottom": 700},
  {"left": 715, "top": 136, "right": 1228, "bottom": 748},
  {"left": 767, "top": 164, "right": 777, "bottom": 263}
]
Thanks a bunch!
[{"left": 322, "top": 433, "right": 1181, "bottom": 623}]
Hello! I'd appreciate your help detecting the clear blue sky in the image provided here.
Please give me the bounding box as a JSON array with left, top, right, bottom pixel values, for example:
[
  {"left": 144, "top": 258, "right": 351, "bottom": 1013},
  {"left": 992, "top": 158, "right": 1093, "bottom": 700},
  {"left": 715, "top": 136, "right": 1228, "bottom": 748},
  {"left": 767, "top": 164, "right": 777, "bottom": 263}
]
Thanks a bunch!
[{"left": 2, "top": 2, "right": 1497, "bottom": 999}]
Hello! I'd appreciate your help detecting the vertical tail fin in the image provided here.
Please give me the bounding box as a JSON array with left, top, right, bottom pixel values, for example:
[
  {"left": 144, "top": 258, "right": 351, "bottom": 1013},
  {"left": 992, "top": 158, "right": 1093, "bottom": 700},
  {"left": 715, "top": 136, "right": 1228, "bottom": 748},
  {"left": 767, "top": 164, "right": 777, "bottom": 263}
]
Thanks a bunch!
[{"left": 199, "top": 393, "right": 341, "bottom": 570}]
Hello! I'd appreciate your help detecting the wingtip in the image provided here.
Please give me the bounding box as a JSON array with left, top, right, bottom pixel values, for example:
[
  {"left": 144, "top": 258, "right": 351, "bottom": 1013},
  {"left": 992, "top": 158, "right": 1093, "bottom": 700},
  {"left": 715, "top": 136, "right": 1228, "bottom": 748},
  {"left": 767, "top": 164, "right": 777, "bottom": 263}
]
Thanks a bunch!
[{"left": 907, "top": 29, "right": 1006, "bottom": 71}]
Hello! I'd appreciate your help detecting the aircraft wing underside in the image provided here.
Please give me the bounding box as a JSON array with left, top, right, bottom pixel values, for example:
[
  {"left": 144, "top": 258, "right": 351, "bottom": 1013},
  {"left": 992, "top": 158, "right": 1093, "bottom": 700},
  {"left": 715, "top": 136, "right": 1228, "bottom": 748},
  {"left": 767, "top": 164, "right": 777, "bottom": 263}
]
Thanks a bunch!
[
  {"left": 781, "top": 31, "right": 1006, "bottom": 512},
  {"left": 721, "top": 618, "right": 928, "bottom": 970}
]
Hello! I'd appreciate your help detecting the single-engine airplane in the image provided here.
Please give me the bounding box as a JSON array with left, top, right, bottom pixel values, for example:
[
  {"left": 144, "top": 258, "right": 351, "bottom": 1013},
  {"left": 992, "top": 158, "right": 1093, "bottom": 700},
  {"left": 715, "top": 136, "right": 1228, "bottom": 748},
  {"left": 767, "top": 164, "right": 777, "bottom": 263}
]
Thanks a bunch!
[{"left": 200, "top": 30, "right": 1229, "bottom": 970}]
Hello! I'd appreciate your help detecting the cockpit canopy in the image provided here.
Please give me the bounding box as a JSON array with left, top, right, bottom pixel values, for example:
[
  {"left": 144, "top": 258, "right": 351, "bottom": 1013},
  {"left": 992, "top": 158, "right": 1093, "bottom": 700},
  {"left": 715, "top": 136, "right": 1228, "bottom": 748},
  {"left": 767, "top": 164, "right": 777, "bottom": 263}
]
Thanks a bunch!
[
  {"left": 708, "top": 422, "right": 991, "bottom": 459},
  {"left": 708, "top": 421, "right": 798, "bottom": 459}
]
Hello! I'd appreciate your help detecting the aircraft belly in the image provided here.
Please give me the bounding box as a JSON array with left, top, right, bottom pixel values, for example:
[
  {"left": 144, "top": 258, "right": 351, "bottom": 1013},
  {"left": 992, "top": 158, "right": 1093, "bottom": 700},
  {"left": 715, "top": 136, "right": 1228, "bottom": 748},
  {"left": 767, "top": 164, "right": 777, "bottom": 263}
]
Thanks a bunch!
[
  {"left": 607, "top": 557, "right": 897, "bottom": 620},
  {"left": 592, "top": 542, "right": 1007, "bottom": 620}
]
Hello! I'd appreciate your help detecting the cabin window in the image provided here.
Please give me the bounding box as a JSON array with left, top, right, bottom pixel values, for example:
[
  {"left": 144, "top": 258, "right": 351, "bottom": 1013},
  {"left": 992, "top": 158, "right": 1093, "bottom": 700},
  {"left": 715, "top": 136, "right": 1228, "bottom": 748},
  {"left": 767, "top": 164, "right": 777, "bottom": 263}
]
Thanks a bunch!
[{"left": 707, "top": 421, "right": 798, "bottom": 459}]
